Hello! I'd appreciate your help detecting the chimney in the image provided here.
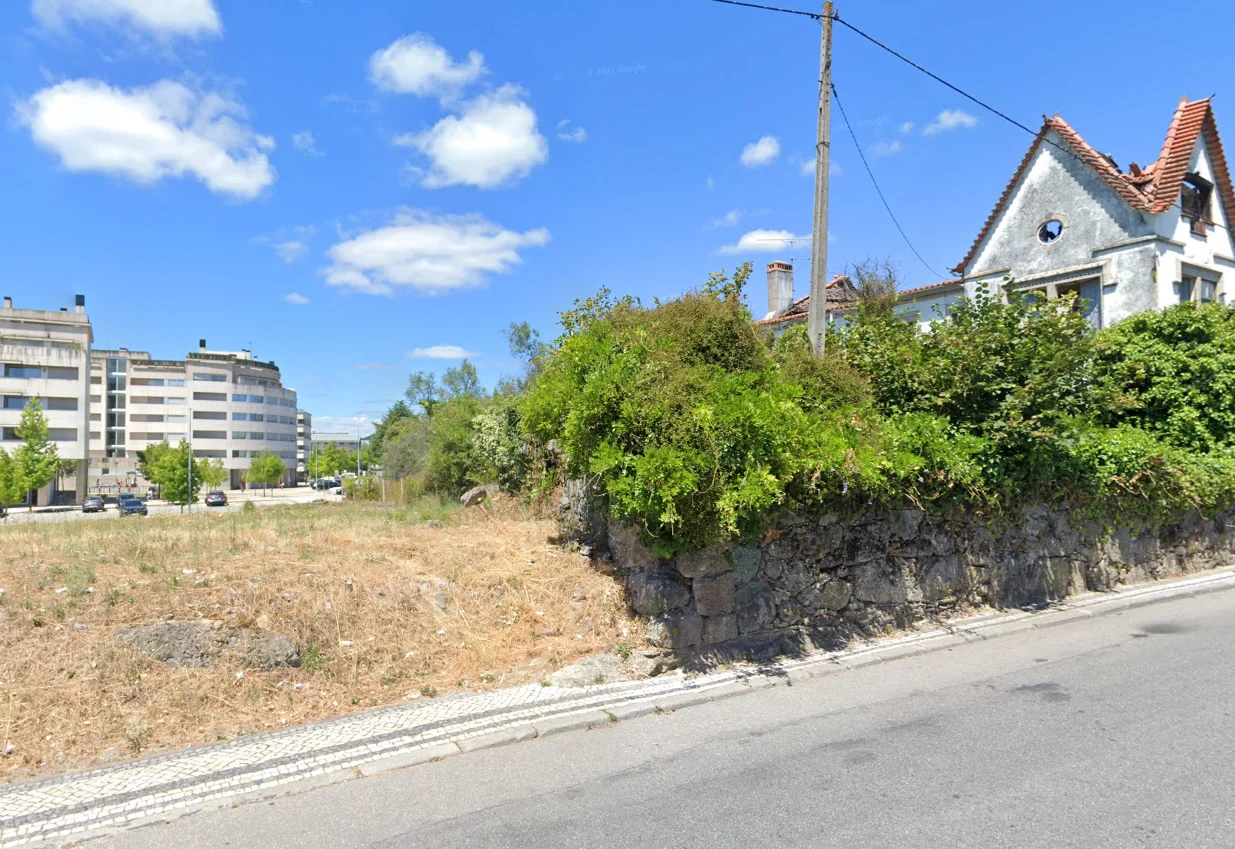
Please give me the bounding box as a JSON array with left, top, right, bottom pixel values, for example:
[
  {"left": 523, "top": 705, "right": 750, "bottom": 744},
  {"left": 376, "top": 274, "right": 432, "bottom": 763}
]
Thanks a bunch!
[
  {"left": 2, "top": 297, "right": 10, "bottom": 309},
  {"left": 199, "top": 338, "right": 207, "bottom": 352},
  {"left": 75, "top": 294, "right": 85, "bottom": 314},
  {"left": 766, "top": 261, "right": 794, "bottom": 319}
]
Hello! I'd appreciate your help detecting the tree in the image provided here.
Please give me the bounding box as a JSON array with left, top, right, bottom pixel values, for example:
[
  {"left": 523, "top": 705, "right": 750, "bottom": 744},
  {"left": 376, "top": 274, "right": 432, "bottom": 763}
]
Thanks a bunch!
[
  {"left": 502, "top": 322, "right": 549, "bottom": 392},
  {"left": 370, "top": 401, "right": 414, "bottom": 459},
  {"left": 317, "top": 443, "right": 353, "bottom": 477},
  {"left": 136, "top": 440, "right": 172, "bottom": 481},
  {"left": 381, "top": 417, "right": 430, "bottom": 478},
  {"left": 201, "top": 459, "right": 228, "bottom": 489},
  {"left": 14, "top": 398, "right": 59, "bottom": 511},
  {"left": 153, "top": 441, "right": 207, "bottom": 507},
  {"left": 245, "top": 452, "right": 285, "bottom": 494},
  {"left": 406, "top": 372, "right": 442, "bottom": 416},
  {"left": 0, "top": 450, "right": 26, "bottom": 517},
  {"left": 442, "top": 359, "right": 481, "bottom": 400}
]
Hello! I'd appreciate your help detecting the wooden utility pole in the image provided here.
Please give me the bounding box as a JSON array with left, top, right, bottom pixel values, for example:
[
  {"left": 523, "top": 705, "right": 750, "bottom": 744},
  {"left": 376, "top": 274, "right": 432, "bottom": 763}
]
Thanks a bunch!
[{"left": 808, "top": 1, "right": 834, "bottom": 356}]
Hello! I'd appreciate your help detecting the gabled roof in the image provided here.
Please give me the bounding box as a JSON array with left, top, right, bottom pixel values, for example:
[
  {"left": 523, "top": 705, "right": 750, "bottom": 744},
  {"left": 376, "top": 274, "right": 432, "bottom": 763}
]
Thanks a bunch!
[
  {"left": 953, "top": 97, "right": 1234, "bottom": 276},
  {"left": 752, "top": 278, "right": 962, "bottom": 327}
]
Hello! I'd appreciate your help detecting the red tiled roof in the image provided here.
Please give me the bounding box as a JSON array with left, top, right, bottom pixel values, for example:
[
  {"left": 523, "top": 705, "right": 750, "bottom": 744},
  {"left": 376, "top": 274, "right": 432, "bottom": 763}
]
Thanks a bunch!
[
  {"left": 952, "top": 98, "right": 1233, "bottom": 276},
  {"left": 752, "top": 278, "right": 962, "bottom": 326}
]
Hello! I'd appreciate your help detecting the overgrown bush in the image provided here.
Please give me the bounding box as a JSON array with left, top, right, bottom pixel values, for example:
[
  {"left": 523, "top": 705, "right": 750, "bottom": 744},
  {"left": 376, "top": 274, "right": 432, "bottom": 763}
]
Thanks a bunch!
[{"left": 522, "top": 270, "right": 1235, "bottom": 554}]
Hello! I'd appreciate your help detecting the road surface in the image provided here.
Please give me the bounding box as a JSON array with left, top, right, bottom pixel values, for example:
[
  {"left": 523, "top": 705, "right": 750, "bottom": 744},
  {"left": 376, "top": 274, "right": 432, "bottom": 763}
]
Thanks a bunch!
[
  {"left": 3, "top": 488, "right": 340, "bottom": 525},
  {"left": 86, "top": 586, "right": 1235, "bottom": 849}
]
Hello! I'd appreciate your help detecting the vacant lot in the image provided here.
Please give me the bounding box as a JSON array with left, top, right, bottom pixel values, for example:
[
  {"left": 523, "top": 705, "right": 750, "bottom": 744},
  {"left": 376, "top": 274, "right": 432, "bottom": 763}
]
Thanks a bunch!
[{"left": 0, "top": 498, "right": 636, "bottom": 780}]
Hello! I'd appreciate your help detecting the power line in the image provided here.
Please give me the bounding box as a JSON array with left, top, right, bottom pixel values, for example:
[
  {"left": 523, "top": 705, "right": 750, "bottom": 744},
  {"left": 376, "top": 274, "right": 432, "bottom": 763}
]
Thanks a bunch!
[
  {"left": 833, "top": 84, "right": 946, "bottom": 280},
  {"left": 706, "top": 0, "right": 821, "bottom": 19}
]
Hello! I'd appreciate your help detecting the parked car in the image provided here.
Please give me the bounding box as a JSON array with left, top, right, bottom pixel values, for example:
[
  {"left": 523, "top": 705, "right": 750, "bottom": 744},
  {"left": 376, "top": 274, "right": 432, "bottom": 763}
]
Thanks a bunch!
[
  {"left": 330, "top": 485, "right": 345, "bottom": 496},
  {"left": 204, "top": 491, "right": 228, "bottom": 508},
  {"left": 117, "top": 495, "right": 148, "bottom": 517},
  {"left": 82, "top": 495, "right": 105, "bottom": 513}
]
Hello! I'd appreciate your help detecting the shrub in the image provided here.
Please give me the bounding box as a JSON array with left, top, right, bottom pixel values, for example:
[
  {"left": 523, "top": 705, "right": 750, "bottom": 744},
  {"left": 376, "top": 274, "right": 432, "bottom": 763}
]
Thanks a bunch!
[{"left": 1092, "top": 302, "right": 1235, "bottom": 452}]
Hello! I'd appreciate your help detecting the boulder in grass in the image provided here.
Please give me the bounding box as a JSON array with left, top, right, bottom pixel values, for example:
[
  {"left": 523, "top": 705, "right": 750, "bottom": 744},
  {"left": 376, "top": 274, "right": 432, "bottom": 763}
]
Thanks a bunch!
[{"left": 115, "top": 621, "right": 300, "bottom": 669}]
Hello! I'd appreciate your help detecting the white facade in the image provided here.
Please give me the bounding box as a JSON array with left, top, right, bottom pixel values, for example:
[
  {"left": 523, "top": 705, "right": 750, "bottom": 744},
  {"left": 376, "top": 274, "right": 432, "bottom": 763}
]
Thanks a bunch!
[
  {"left": 296, "top": 410, "right": 312, "bottom": 481},
  {"left": 957, "top": 98, "right": 1231, "bottom": 327},
  {"left": 89, "top": 342, "right": 299, "bottom": 492},
  {"left": 0, "top": 295, "right": 92, "bottom": 504}
]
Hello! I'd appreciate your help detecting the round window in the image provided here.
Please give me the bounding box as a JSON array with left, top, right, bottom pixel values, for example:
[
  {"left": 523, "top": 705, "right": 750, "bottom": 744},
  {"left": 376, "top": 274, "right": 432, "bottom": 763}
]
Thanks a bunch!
[{"left": 1038, "top": 219, "right": 1064, "bottom": 243}]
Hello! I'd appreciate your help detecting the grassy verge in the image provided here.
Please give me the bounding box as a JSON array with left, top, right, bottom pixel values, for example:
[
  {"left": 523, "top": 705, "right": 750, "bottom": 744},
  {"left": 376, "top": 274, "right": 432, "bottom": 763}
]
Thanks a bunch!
[{"left": 0, "top": 496, "right": 635, "bottom": 780}]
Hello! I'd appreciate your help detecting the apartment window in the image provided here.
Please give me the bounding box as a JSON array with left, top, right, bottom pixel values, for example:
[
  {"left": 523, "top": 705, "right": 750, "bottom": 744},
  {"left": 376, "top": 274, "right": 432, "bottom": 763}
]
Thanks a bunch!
[
  {"left": 193, "top": 411, "right": 227, "bottom": 420},
  {"left": 90, "top": 395, "right": 102, "bottom": 403},
  {"left": 48, "top": 366, "right": 78, "bottom": 380},
  {"left": 1, "top": 428, "right": 19, "bottom": 441},
  {"left": 90, "top": 376, "right": 102, "bottom": 385},
  {"left": 89, "top": 431, "right": 101, "bottom": 440},
  {"left": 193, "top": 372, "right": 227, "bottom": 382},
  {"left": 2, "top": 396, "right": 26, "bottom": 410},
  {"left": 233, "top": 394, "right": 247, "bottom": 402},
  {"left": 1181, "top": 172, "right": 1214, "bottom": 236},
  {"left": 42, "top": 397, "right": 78, "bottom": 411},
  {"left": 89, "top": 413, "right": 101, "bottom": 422},
  {"left": 193, "top": 392, "right": 227, "bottom": 402},
  {"left": 193, "top": 430, "right": 226, "bottom": 440},
  {"left": 232, "top": 413, "right": 248, "bottom": 421},
  {"left": 232, "top": 431, "right": 247, "bottom": 439},
  {"left": 193, "top": 449, "right": 225, "bottom": 459},
  {"left": 106, "top": 447, "right": 126, "bottom": 459},
  {"left": 167, "top": 396, "right": 186, "bottom": 404},
  {"left": 248, "top": 396, "right": 264, "bottom": 405},
  {"left": 107, "top": 412, "right": 126, "bottom": 428},
  {"left": 167, "top": 415, "right": 187, "bottom": 423},
  {"left": 4, "top": 365, "right": 42, "bottom": 379},
  {"left": 250, "top": 413, "right": 264, "bottom": 422}
]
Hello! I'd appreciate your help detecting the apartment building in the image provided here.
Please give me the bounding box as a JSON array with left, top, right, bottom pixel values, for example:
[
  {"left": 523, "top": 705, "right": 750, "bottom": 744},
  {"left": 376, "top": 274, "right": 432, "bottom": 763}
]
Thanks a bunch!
[
  {"left": 88, "top": 339, "right": 299, "bottom": 492},
  {"left": 296, "top": 410, "right": 312, "bottom": 482},
  {"left": 0, "top": 295, "right": 91, "bottom": 504}
]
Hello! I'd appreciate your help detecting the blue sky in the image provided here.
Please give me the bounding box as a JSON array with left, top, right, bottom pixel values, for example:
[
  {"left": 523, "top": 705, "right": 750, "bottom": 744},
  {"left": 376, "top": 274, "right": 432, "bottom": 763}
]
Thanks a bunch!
[{"left": 3, "top": 0, "right": 1233, "bottom": 434}]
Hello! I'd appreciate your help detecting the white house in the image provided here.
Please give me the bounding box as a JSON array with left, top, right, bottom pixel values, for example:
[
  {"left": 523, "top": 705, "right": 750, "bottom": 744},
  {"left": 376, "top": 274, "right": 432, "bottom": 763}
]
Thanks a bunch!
[{"left": 757, "top": 96, "right": 1232, "bottom": 333}]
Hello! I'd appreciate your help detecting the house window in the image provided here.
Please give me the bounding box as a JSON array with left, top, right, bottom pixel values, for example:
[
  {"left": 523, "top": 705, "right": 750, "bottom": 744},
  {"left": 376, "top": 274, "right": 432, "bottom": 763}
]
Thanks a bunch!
[
  {"left": 1037, "top": 219, "right": 1064, "bottom": 243},
  {"left": 1179, "top": 271, "right": 1222, "bottom": 305},
  {"left": 1181, "top": 172, "right": 1214, "bottom": 236}
]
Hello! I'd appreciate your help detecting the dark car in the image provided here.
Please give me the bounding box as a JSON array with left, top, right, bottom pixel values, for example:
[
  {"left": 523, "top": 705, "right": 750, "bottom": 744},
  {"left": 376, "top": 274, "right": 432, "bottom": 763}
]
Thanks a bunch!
[
  {"left": 117, "top": 495, "right": 148, "bottom": 517},
  {"left": 204, "top": 491, "right": 228, "bottom": 507},
  {"left": 82, "top": 495, "right": 105, "bottom": 513}
]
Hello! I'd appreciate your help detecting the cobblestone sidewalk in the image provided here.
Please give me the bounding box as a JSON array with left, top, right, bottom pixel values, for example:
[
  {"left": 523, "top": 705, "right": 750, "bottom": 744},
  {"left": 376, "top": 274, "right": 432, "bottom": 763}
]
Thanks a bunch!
[{"left": 2, "top": 566, "right": 1232, "bottom": 847}]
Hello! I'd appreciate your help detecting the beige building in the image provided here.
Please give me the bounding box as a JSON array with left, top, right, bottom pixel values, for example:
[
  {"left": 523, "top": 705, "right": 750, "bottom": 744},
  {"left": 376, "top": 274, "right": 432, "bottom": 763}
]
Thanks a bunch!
[
  {"left": 296, "top": 410, "right": 312, "bottom": 482},
  {"left": 88, "top": 340, "right": 299, "bottom": 492},
  {"left": 0, "top": 295, "right": 92, "bottom": 504}
]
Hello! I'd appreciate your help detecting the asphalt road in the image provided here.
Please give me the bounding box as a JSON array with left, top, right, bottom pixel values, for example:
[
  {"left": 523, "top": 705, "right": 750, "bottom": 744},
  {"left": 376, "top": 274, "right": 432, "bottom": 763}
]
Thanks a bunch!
[{"left": 87, "top": 587, "right": 1235, "bottom": 849}]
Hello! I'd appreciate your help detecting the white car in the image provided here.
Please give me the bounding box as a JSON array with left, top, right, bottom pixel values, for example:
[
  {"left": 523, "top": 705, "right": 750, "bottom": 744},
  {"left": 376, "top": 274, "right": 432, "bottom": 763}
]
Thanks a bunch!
[{"left": 330, "top": 486, "right": 345, "bottom": 496}]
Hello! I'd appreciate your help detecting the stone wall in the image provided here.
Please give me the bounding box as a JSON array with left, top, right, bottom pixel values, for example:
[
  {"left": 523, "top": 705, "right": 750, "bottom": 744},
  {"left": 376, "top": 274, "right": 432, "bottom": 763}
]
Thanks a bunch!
[{"left": 608, "top": 506, "right": 1235, "bottom": 654}]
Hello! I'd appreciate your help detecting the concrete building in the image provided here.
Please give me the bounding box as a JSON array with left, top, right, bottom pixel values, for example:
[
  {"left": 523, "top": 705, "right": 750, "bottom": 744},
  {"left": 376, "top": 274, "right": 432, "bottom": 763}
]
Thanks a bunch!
[
  {"left": 758, "top": 96, "right": 1231, "bottom": 335},
  {"left": 0, "top": 294, "right": 91, "bottom": 504},
  {"left": 88, "top": 340, "right": 298, "bottom": 492},
  {"left": 296, "top": 410, "right": 312, "bottom": 483}
]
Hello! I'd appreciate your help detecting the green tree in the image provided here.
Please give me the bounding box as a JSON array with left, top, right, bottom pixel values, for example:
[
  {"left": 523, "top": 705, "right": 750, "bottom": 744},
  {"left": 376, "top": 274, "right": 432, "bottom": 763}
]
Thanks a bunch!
[
  {"left": 406, "top": 372, "right": 442, "bottom": 416},
  {"left": 136, "top": 440, "right": 173, "bottom": 482},
  {"left": 245, "top": 452, "right": 285, "bottom": 494},
  {"left": 0, "top": 450, "right": 26, "bottom": 517},
  {"left": 442, "top": 360, "right": 481, "bottom": 401},
  {"left": 370, "top": 401, "right": 414, "bottom": 459},
  {"left": 14, "top": 398, "right": 60, "bottom": 511},
  {"left": 153, "top": 441, "right": 207, "bottom": 507},
  {"left": 201, "top": 459, "right": 228, "bottom": 489},
  {"left": 381, "top": 417, "right": 430, "bottom": 478}
]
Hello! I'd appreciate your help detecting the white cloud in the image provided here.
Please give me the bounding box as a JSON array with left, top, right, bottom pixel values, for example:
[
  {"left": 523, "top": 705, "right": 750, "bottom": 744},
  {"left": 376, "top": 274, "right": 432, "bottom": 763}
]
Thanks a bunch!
[
  {"left": 923, "top": 109, "right": 978, "bottom": 135},
  {"left": 32, "top": 0, "right": 221, "bottom": 37},
  {"left": 395, "top": 85, "right": 547, "bottom": 189},
  {"left": 899, "top": 121, "right": 915, "bottom": 134},
  {"left": 284, "top": 292, "right": 310, "bottom": 305},
  {"left": 871, "top": 140, "right": 903, "bottom": 158},
  {"left": 16, "top": 79, "right": 275, "bottom": 200},
  {"left": 718, "top": 229, "right": 809, "bottom": 255},
  {"left": 740, "top": 135, "right": 780, "bottom": 167},
  {"left": 710, "top": 209, "right": 742, "bottom": 228},
  {"left": 369, "top": 32, "right": 485, "bottom": 101},
  {"left": 706, "top": 175, "right": 715, "bottom": 190},
  {"left": 292, "top": 130, "right": 323, "bottom": 156},
  {"left": 322, "top": 209, "right": 550, "bottom": 296},
  {"left": 274, "top": 241, "right": 308, "bottom": 263},
  {"left": 556, "top": 119, "right": 587, "bottom": 143},
  {"left": 408, "top": 345, "right": 478, "bottom": 359}
]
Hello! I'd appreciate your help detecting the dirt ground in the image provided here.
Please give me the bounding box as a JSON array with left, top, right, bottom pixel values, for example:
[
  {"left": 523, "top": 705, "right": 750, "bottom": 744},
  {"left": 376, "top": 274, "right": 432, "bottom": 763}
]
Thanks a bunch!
[{"left": 0, "top": 496, "right": 638, "bottom": 781}]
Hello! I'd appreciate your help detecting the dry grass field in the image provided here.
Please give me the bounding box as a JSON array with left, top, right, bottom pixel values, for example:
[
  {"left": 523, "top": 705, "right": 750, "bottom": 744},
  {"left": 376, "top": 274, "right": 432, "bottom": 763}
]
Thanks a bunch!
[{"left": 0, "top": 497, "right": 637, "bottom": 781}]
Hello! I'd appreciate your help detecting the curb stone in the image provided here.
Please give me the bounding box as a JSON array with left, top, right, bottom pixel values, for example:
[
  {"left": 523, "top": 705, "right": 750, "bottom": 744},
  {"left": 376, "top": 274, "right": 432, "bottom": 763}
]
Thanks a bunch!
[{"left": 1, "top": 567, "right": 1233, "bottom": 847}]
